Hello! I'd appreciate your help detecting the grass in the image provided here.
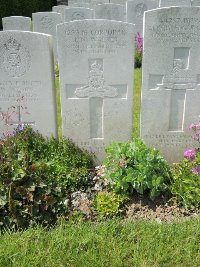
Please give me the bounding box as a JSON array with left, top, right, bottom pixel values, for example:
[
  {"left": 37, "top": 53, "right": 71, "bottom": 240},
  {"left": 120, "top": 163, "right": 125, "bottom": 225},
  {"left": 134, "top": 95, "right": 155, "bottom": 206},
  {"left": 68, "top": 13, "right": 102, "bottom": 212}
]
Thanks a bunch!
[
  {"left": 55, "top": 65, "right": 62, "bottom": 140},
  {"left": 0, "top": 218, "right": 199, "bottom": 267},
  {"left": 132, "top": 68, "right": 142, "bottom": 138}
]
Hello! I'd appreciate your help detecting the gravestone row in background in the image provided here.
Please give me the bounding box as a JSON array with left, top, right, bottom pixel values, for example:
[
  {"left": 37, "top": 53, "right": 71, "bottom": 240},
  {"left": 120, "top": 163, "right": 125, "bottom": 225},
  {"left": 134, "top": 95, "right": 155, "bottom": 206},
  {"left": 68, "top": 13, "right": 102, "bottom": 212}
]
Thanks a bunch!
[
  {"left": 32, "top": 12, "right": 62, "bottom": 61},
  {"left": 2, "top": 0, "right": 168, "bottom": 37},
  {"left": 2, "top": 16, "right": 32, "bottom": 31}
]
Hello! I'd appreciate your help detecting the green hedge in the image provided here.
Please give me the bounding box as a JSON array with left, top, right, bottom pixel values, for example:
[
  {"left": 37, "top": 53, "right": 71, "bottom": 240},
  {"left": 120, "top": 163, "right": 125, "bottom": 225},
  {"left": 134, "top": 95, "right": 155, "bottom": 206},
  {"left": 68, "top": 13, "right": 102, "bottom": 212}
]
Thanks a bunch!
[{"left": 0, "top": 0, "right": 57, "bottom": 29}]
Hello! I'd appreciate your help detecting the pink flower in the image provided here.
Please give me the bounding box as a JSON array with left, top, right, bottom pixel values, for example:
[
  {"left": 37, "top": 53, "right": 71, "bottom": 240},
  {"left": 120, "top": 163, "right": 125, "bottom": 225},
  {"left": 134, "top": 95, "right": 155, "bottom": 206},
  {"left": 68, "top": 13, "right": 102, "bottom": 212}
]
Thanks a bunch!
[
  {"left": 184, "top": 149, "right": 196, "bottom": 161},
  {"left": 191, "top": 165, "right": 200, "bottom": 175},
  {"left": 189, "top": 123, "right": 196, "bottom": 130},
  {"left": 135, "top": 32, "right": 143, "bottom": 52},
  {"left": 196, "top": 124, "right": 200, "bottom": 130},
  {"left": 189, "top": 123, "right": 200, "bottom": 130}
]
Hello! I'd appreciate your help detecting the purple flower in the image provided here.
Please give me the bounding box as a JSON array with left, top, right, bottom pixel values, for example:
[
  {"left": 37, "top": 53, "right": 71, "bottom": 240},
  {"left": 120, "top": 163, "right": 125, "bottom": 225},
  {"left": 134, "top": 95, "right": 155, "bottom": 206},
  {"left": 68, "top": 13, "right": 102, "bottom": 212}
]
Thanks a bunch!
[
  {"left": 16, "top": 124, "right": 24, "bottom": 132},
  {"left": 135, "top": 32, "right": 143, "bottom": 52},
  {"left": 184, "top": 149, "right": 196, "bottom": 161},
  {"left": 191, "top": 165, "right": 200, "bottom": 175},
  {"left": 192, "top": 134, "right": 200, "bottom": 141}
]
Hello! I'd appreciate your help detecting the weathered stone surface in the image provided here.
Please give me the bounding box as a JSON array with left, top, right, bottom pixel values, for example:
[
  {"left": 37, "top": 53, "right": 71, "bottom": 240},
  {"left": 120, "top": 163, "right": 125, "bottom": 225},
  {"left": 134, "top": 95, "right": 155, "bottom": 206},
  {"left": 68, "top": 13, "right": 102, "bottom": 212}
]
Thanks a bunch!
[
  {"left": 159, "top": 0, "right": 191, "bottom": 7},
  {"left": 2, "top": 16, "right": 31, "bottom": 31},
  {"left": 68, "top": 0, "right": 109, "bottom": 8},
  {"left": 0, "top": 31, "right": 57, "bottom": 138},
  {"left": 64, "top": 7, "right": 94, "bottom": 21},
  {"left": 141, "top": 7, "right": 200, "bottom": 163},
  {"left": 110, "top": 0, "right": 126, "bottom": 5},
  {"left": 57, "top": 20, "right": 135, "bottom": 162},
  {"left": 95, "top": 3, "right": 125, "bottom": 21},
  {"left": 52, "top": 5, "right": 68, "bottom": 21},
  {"left": 69, "top": 2, "right": 92, "bottom": 7},
  {"left": 32, "top": 12, "right": 62, "bottom": 60},
  {"left": 191, "top": 0, "right": 200, "bottom": 6},
  {"left": 127, "top": 0, "right": 159, "bottom": 36}
]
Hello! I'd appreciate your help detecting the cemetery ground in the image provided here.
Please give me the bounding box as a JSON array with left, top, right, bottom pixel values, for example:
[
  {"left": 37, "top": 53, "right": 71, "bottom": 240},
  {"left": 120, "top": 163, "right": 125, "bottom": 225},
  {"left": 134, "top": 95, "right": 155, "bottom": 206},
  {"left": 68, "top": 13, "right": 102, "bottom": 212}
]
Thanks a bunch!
[{"left": 0, "top": 68, "right": 199, "bottom": 266}]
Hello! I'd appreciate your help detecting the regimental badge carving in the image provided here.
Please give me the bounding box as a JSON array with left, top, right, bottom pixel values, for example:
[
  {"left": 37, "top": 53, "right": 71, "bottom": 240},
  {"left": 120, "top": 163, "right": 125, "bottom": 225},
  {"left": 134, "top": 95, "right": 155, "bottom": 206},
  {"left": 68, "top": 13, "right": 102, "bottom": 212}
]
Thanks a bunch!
[
  {"left": 159, "top": 59, "right": 197, "bottom": 90},
  {"left": 135, "top": 3, "right": 147, "bottom": 17},
  {"left": 75, "top": 61, "right": 118, "bottom": 98},
  {"left": 40, "top": 16, "right": 54, "bottom": 30},
  {"left": 173, "top": 59, "right": 185, "bottom": 73},
  {"left": 71, "top": 12, "right": 85, "bottom": 21},
  {"left": 0, "top": 37, "right": 31, "bottom": 78}
]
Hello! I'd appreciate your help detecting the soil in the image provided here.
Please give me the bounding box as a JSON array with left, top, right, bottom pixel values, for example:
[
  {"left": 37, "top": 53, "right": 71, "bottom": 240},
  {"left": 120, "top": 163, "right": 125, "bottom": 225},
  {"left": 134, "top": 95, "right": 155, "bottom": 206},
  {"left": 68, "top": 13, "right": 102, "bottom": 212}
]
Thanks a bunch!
[
  {"left": 71, "top": 191, "right": 200, "bottom": 223},
  {"left": 125, "top": 194, "right": 200, "bottom": 223}
]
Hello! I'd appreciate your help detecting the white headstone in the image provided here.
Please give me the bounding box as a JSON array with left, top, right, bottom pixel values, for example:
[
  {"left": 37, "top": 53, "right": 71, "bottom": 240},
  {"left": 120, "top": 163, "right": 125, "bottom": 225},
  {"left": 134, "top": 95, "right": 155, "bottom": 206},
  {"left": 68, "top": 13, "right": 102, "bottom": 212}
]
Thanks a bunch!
[
  {"left": 52, "top": 5, "right": 68, "bottom": 21},
  {"left": 64, "top": 7, "right": 94, "bottom": 21},
  {"left": 68, "top": 0, "right": 109, "bottom": 8},
  {"left": 57, "top": 20, "right": 135, "bottom": 162},
  {"left": 95, "top": 4, "right": 126, "bottom": 21},
  {"left": 191, "top": 0, "right": 200, "bottom": 6},
  {"left": 110, "top": 0, "right": 126, "bottom": 5},
  {"left": 32, "top": 12, "right": 62, "bottom": 60},
  {"left": 141, "top": 7, "right": 200, "bottom": 163},
  {"left": 0, "top": 31, "right": 57, "bottom": 137},
  {"left": 69, "top": 3, "right": 92, "bottom": 8},
  {"left": 2, "top": 16, "right": 31, "bottom": 31},
  {"left": 127, "top": 0, "right": 158, "bottom": 36},
  {"left": 159, "top": 0, "right": 191, "bottom": 7}
]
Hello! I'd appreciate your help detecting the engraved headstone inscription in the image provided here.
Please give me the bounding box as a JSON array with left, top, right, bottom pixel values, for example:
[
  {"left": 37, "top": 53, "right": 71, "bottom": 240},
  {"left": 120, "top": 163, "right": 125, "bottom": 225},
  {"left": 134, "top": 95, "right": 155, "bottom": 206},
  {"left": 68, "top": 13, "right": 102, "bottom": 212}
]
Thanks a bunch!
[
  {"left": 2, "top": 16, "right": 31, "bottom": 31},
  {"left": 0, "top": 31, "right": 57, "bottom": 138},
  {"left": 64, "top": 7, "right": 94, "bottom": 22},
  {"left": 127, "top": 0, "right": 158, "bottom": 36},
  {"left": 57, "top": 20, "right": 135, "bottom": 162},
  {"left": 159, "top": 0, "right": 191, "bottom": 7},
  {"left": 32, "top": 12, "right": 62, "bottom": 60},
  {"left": 141, "top": 7, "right": 200, "bottom": 163},
  {"left": 95, "top": 3, "right": 126, "bottom": 21}
]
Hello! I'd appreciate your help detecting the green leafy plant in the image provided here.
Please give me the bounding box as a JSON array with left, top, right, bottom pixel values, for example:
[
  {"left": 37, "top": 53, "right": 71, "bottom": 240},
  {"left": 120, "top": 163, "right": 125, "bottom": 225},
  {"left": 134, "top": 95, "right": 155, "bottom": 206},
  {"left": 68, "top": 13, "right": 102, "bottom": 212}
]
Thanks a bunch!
[
  {"left": 134, "top": 49, "right": 142, "bottom": 69},
  {"left": 0, "top": 126, "right": 94, "bottom": 229},
  {"left": 103, "top": 139, "right": 171, "bottom": 200},
  {"left": 94, "top": 191, "right": 125, "bottom": 219},
  {"left": 170, "top": 119, "right": 200, "bottom": 209},
  {"left": 171, "top": 159, "right": 200, "bottom": 209}
]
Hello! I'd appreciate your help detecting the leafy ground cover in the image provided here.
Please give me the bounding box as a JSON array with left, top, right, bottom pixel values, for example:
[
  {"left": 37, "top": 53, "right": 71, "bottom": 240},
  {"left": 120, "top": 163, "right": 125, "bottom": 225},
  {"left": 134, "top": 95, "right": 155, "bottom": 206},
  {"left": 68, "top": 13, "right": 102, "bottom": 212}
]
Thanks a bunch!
[{"left": 0, "top": 219, "right": 199, "bottom": 267}]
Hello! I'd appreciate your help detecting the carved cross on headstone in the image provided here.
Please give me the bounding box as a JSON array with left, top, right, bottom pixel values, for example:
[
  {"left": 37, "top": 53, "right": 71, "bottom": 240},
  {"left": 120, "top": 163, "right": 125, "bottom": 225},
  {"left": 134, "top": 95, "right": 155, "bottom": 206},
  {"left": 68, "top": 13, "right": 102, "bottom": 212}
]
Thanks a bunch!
[
  {"left": 148, "top": 47, "right": 200, "bottom": 131},
  {"left": 7, "top": 94, "right": 35, "bottom": 127},
  {"left": 9, "top": 104, "right": 35, "bottom": 126},
  {"left": 66, "top": 59, "right": 127, "bottom": 138}
]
